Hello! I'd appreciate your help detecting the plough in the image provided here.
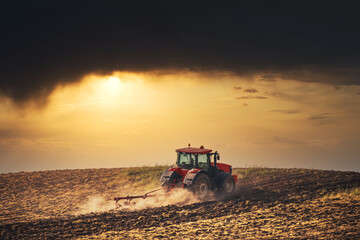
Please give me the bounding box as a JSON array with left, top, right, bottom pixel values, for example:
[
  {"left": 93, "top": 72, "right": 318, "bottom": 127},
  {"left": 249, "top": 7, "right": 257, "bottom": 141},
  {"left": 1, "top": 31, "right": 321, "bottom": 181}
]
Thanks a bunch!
[{"left": 114, "top": 185, "right": 173, "bottom": 208}]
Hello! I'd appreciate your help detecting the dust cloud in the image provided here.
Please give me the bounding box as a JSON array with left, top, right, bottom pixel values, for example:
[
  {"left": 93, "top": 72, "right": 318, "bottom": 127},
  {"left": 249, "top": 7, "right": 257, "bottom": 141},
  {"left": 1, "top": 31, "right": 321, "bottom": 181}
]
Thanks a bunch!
[
  {"left": 76, "top": 188, "right": 200, "bottom": 214},
  {"left": 76, "top": 195, "right": 115, "bottom": 215},
  {"left": 119, "top": 188, "right": 200, "bottom": 211}
]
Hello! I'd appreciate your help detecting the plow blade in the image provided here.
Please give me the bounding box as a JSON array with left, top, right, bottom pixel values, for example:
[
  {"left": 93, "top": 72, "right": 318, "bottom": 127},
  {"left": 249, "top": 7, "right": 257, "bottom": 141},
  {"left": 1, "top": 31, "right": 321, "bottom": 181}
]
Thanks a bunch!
[{"left": 114, "top": 186, "right": 169, "bottom": 208}]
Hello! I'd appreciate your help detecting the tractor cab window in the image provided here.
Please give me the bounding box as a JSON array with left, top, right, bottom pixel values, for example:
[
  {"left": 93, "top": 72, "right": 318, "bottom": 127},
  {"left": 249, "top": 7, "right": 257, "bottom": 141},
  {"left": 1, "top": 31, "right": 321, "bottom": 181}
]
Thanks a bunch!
[
  {"left": 197, "top": 154, "right": 208, "bottom": 169},
  {"left": 178, "top": 152, "right": 195, "bottom": 170}
]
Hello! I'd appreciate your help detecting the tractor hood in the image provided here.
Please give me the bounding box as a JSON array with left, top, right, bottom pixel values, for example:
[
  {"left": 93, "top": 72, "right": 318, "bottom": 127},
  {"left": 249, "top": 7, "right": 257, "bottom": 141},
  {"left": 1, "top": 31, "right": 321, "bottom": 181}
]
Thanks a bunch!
[{"left": 212, "top": 162, "right": 232, "bottom": 173}]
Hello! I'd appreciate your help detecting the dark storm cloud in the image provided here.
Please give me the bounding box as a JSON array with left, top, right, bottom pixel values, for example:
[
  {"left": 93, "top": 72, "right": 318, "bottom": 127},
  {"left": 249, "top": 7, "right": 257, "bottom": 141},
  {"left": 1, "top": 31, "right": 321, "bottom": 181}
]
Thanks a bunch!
[
  {"left": 270, "top": 109, "right": 301, "bottom": 114},
  {"left": 308, "top": 113, "right": 331, "bottom": 120},
  {"left": 1, "top": 1, "right": 360, "bottom": 106},
  {"left": 243, "top": 88, "right": 258, "bottom": 93},
  {"left": 258, "top": 74, "right": 278, "bottom": 82},
  {"left": 235, "top": 96, "right": 268, "bottom": 100}
]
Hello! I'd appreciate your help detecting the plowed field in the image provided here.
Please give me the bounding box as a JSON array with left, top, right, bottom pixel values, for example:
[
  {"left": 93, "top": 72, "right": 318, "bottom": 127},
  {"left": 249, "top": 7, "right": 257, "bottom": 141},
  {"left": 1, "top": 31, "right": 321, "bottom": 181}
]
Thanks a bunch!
[{"left": 1, "top": 167, "right": 359, "bottom": 239}]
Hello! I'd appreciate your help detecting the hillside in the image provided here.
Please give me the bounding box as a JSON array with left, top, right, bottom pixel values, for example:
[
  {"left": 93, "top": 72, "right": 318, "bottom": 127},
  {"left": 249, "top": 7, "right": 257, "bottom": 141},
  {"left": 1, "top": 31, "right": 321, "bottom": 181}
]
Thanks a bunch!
[{"left": 0, "top": 167, "right": 359, "bottom": 239}]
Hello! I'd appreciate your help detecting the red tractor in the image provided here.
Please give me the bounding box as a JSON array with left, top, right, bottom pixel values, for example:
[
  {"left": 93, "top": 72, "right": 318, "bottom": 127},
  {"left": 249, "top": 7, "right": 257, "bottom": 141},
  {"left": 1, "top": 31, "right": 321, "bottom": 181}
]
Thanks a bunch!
[
  {"left": 160, "top": 145, "right": 237, "bottom": 199},
  {"left": 114, "top": 145, "right": 237, "bottom": 207}
]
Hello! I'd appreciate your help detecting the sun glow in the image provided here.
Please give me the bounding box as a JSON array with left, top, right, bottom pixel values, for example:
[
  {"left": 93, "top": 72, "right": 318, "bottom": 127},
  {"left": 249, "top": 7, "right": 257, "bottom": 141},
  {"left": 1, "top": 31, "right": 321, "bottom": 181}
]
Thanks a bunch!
[
  {"left": 101, "top": 76, "right": 123, "bottom": 96},
  {"left": 49, "top": 73, "right": 147, "bottom": 111}
]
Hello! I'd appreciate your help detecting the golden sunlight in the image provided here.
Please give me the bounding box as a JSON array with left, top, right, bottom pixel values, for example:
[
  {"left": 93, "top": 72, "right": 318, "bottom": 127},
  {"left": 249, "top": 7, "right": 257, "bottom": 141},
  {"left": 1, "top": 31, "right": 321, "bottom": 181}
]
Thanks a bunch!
[
  {"left": 1, "top": 71, "right": 359, "bottom": 172},
  {"left": 101, "top": 76, "right": 123, "bottom": 96}
]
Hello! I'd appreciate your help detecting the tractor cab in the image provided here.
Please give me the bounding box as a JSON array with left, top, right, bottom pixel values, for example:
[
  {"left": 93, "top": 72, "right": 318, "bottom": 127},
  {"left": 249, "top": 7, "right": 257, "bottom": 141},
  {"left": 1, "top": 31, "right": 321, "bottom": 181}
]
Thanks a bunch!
[{"left": 176, "top": 146, "right": 213, "bottom": 170}]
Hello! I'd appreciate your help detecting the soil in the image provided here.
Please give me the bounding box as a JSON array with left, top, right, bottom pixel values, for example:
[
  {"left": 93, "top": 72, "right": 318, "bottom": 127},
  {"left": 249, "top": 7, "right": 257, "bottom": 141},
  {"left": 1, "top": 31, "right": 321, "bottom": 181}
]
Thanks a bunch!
[{"left": 1, "top": 168, "right": 359, "bottom": 239}]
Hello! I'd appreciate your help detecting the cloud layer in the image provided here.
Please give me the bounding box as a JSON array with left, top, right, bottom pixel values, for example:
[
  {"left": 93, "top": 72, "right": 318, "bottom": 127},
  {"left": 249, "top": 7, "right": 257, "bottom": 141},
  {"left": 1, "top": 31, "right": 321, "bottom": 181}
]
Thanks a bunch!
[{"left": 1, "top": 1, "right": 360, "bottom": 106}]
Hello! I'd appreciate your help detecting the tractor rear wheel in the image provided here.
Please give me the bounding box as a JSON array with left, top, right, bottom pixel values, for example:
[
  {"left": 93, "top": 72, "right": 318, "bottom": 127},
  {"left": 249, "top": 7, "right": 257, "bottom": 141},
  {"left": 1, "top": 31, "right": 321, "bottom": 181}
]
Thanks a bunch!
[
  {"left": 191, "top": 173, "right": 210, "bottom": 200},
  {"left": 218, "top": 174, "right": 235, "bottom": 197}
]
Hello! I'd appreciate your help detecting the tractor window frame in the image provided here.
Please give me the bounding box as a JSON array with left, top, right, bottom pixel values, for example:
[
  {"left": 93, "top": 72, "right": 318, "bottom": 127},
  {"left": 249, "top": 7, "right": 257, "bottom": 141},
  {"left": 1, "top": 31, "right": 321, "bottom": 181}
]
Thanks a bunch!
[
  {"left": 197, "top": 153, "right": 209, "bottom": 170},
  {"left": 177, "top": 152, "right": 196, "bottom": 170}
]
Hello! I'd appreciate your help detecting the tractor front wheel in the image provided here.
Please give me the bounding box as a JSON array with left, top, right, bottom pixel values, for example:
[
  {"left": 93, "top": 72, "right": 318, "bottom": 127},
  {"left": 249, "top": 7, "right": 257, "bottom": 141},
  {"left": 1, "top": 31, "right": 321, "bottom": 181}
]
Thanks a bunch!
[{"left": 191, "top": 173, "right": 210, "bottom": 200}]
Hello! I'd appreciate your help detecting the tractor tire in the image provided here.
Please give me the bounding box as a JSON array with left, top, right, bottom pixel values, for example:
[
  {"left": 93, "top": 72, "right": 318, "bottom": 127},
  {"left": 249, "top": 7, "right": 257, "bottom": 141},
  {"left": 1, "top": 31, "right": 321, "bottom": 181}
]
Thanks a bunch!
[
  {"left": 191, "top": 173, "right": 211, "bottom": 200},
  {"left": 217, "top": 174, "right": 235, "bottom": 198}
]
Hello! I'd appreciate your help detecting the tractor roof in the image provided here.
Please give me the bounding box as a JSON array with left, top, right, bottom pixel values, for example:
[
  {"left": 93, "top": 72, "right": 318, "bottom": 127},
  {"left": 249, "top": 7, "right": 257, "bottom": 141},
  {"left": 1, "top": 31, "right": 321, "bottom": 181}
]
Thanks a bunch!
[{"left": 176, "top": 147, "right": 212, "bottom": 154}]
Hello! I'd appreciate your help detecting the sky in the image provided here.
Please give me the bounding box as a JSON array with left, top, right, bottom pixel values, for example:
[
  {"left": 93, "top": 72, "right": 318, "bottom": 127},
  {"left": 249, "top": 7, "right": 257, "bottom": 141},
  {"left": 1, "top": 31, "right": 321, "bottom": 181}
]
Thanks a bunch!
[{"left": 1, "top": 1, "right": 360, "bottom": 173}]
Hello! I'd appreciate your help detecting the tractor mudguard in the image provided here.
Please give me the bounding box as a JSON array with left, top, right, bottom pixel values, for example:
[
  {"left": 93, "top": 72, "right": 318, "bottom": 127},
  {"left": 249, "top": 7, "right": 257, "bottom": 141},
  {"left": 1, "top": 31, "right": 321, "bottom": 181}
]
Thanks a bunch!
[
  {"left": 160, "top": 168, "right": 181, "bottom": 185},
  {"left": 183, "top": 169, "right": 206, "bottom": 186},
  {"left": 217, "top": 171, "right": 232, "bottom": 186}
]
